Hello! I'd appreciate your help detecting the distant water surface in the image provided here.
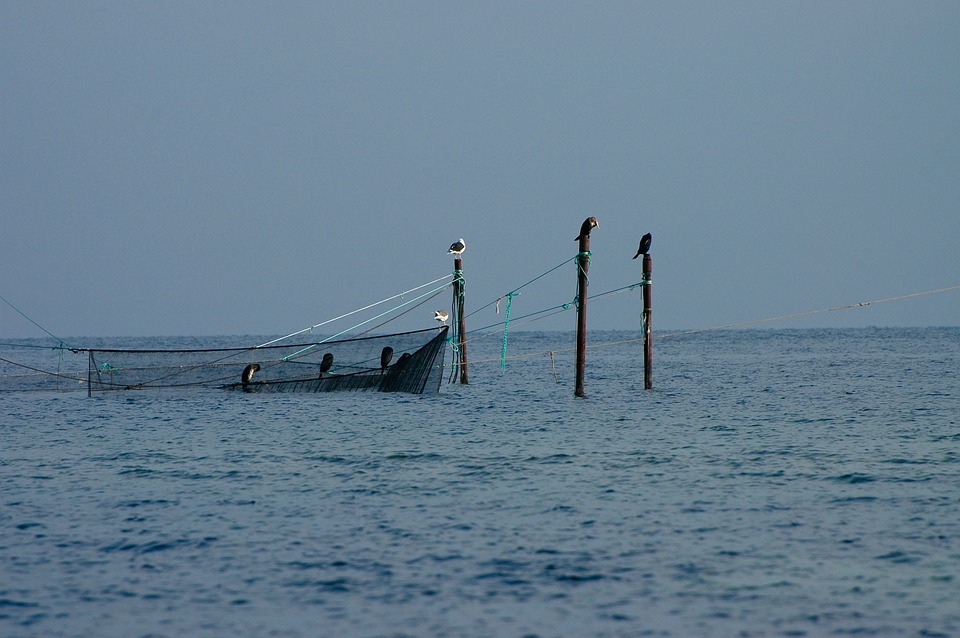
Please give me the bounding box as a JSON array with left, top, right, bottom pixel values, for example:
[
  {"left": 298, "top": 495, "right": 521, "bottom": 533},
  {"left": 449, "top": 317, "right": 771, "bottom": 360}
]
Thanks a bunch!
[{"left": 1, "top": 328, "right": 958, "bottom": 637}]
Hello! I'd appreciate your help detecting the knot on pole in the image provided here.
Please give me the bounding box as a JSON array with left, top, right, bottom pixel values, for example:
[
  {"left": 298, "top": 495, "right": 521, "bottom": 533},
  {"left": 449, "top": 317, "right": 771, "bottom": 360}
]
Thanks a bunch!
[{"left": 575, "top": 253, "right": 591, "bottom": 284}]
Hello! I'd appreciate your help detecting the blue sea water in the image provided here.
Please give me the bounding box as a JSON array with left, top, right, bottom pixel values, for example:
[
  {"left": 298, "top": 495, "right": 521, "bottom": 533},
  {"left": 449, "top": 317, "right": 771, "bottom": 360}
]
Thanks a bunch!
[{"left": 1, "top": 328, "right": 958, "bottom": 637}]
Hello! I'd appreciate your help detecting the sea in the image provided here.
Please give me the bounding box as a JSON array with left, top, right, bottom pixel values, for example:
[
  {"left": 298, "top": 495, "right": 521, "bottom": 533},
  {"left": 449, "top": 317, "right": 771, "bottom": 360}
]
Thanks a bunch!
[{"left": 1, "top": 327, "right": 958, "bottom": 638}]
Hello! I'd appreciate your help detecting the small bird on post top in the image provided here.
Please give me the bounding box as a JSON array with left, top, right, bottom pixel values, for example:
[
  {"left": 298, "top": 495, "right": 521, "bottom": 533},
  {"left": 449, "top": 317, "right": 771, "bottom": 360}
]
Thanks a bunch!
[
  {"left": 575, "top": 217, "right": 599, "bottom": 240},
  {"left": 447, "top": 238, "right": 466, "bottom": 256},
  {"left": 632, "top": 233, "right": 652, "bottom": 259}
]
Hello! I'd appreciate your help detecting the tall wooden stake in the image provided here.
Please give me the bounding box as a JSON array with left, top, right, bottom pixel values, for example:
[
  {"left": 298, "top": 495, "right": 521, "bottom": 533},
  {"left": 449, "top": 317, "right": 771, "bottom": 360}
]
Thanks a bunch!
[
  {"left": 575, "top": 219, "right": 595, "bottom": 398},
  {"left": 642, "top": 253, "right": 653, "bottom": 389},
  {"left": 453, "top": 257, "right": 468, "bottom": 384}
]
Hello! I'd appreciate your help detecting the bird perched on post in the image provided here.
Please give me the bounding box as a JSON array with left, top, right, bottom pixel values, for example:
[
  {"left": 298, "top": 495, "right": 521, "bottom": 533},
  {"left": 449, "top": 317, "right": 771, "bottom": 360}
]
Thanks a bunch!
[
  {"left": 575, "top": 217, "right": 599, "bottom": 240},
  {"left": 434, "top": 309, "right": 449, "bottom": 326},
  {"left": 632, "top": 233, "right": 652, "bottom": 259},
  {"left": 447, "top": 238, "right": 466, "bottom": 256}
]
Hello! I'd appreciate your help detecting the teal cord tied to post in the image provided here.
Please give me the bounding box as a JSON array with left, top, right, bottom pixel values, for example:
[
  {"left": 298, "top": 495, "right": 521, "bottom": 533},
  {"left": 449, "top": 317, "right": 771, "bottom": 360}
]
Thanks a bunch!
[
  {"left": 499, "top": 291, "right": 518, "bottom": 369},
  {"left": 576, "top": 251, "right": 591, "bottom": 284},
  {"left": 452, "top": 269, "right": 465, "bottom": 341}
]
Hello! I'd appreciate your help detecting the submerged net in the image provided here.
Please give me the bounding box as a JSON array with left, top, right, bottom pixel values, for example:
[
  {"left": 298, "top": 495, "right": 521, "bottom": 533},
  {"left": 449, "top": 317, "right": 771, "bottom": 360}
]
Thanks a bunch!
[{"left": 0, "top": 327, "right": 448, "bottom": 395}]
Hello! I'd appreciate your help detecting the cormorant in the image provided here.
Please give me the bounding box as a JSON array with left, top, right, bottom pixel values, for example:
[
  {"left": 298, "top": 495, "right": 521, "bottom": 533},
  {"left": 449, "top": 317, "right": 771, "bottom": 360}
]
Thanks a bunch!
[
  {"left": 380, "top": 346, "right": 394, "bottom": 374},
  {"left": 575, "top": 217, "right": 599, "bottom": 240},
  {"left": 318, "top": 353, "right": 334, "bottom": 379},
  {"left": 632, "top": 233, "right": 652, "bottom": 259},
  {"left": 241, "top": 363, "right": 260, "bottom": 392}
]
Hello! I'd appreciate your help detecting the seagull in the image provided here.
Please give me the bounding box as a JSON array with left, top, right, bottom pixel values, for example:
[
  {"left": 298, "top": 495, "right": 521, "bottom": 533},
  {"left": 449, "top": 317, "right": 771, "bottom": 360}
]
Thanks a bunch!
[
  {"left": 575, "top": 217, "right": 599, "bottom": 240},
  {"left": 447, "top": 238, "right": 466, "bottom": 256},
  {"left": 434, "top": 309, "right": 449, "bottom": 326},
  {"left": 632, "top": 233, "right": 652, "bottom": 259}
]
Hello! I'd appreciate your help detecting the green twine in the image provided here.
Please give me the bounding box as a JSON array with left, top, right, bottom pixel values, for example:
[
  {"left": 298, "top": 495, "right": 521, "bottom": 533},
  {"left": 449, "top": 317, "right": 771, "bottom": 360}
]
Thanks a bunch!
[
  {"left": 499, "top": 291, "right": 518, "bottom": 369},
  {"left": 575, "top": 251, "right": 591, "bottom": 285}
]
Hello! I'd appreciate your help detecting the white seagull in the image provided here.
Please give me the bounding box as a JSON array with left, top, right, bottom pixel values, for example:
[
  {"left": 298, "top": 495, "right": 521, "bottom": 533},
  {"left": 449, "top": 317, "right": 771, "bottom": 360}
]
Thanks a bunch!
[{"left": 434, "top": 309, "right": 449, "bottom": 326}]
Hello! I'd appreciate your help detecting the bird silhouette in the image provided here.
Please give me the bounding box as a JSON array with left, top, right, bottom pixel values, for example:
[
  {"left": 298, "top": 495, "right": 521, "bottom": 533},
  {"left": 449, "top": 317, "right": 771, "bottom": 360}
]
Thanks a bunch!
[
  {"left": 241, "top": 363, "right": 261, "bottom": 392},
  {"left": 632, "top": 233, "right": 652, "bottom": 259},
  {"left": 318, "top": 353, "right": 334, "bottom": 379},
  {"left": 380, "top": 346, "right": 394, "bottom": 374},
  {"left": 575, "top": 217, "right": 599, "bottom": 240}
]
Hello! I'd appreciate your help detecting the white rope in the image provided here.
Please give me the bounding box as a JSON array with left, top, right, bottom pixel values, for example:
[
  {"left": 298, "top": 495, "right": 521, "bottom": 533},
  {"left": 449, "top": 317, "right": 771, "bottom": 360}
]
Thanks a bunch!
[{"left": 256, "top": 274, "right": 453, "bottom": 348}]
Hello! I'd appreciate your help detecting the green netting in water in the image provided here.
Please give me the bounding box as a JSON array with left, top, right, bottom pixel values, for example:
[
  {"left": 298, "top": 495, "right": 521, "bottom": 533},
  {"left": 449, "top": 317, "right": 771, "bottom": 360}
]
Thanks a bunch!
[{"left": 0, "top": 327, "right": 448, "bottom": 395}]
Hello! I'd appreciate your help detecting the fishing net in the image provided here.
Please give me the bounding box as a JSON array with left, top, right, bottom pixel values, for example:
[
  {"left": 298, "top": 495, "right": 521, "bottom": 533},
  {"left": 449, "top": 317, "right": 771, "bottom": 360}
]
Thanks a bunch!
[{"left": 0, "top": 327, "right": 448, "bottom": 395}]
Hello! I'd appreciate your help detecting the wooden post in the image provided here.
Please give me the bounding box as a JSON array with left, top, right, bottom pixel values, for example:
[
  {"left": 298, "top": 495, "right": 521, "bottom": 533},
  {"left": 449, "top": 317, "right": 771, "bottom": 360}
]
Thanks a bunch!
[
  {"left": 575, "top": 217, "right": 597, "bottom": 397},
  {"left": 454, "top": 257, "right": 468, "bottom": 384},
  {"left": 87, "top": 350, "right": 93, "bottom": 398},
  {"left": 642, "top": 253, "right": 653, "bottom": 389}
]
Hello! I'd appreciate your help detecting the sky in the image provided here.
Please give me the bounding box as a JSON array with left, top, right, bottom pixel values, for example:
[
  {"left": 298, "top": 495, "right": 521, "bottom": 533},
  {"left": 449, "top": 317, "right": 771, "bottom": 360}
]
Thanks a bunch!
[{"left": 2, "top": 1, "right": 958, "bottom": 340}]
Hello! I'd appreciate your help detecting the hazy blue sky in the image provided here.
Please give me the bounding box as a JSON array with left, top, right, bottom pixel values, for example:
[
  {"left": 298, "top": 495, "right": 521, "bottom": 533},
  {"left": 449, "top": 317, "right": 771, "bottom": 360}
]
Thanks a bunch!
[{"left": 2, "top": 1, "right": 958, "bottom": 339}]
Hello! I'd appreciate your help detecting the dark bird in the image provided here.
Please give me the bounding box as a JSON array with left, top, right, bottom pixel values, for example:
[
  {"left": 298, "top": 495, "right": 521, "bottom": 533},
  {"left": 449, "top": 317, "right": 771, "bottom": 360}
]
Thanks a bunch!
[
  {"left": 447, "top": 238, "right": 466, "bottom": 256},
  {"left": 394, "top": 352, "right": 412, "bottom": 371},
  {"left": 575, "top": 217, "right": 599, "bottom": 240},
  {"left": 632, "top": 233, "right": 652, "bottom": 259},
  {"left": 241, "top": 363, "right": 260, "bottom": 392},
  {"left": 241, "top": 363, "right": 260, "bottom": 385},
  {"left": 380, "top": 346, "right": 394, "bottom": 374},
  {"left": 318, "top": 352, "right": 334, "bottom": 379}
]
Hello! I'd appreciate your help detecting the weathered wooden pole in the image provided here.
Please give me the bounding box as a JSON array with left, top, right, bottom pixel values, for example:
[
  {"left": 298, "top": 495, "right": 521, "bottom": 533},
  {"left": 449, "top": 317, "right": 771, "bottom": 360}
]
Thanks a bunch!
[
  {"left": 453, "top": 257, "right": 468, "bottom": 384},
  {"left": 575, "top": 216, "right": 598, "bottom": 397},
  {"left": 642, "top": 253, "right": 653, "bottom": 389}
]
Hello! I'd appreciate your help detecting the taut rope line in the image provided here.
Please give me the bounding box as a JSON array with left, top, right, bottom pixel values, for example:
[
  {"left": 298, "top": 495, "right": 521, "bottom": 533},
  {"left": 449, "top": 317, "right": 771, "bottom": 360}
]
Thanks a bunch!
[
  {"left": 466, "top": 283, "right": 960, "bottom": 365},
  {"left": 257, "top": 274, "right": 453, "bottom": 348}
]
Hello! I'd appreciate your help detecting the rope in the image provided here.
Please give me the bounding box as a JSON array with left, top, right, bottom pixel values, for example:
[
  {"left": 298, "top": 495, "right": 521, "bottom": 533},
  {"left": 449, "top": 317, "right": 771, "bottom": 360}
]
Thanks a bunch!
[
  {"left": 467, "top": 256, "right": 578, "bottom": 319},
  {"left": 257, "top": 274, "right": 453, "bottom": 348},
  {"left": 653, "top": 283, "right": 960, "bottom": 338},
  {"left": 499, "top": 291, "right": 517, "bottom": 369},
  {"left": 575, "top": 250, "right": 591, "bottom": 286},
  {"left": 355, "top": 286, "right": 447, "bottom": 336},
  {"left": 282, "top": 280, "right": 453, "bottom": 361},
  {"left": 0, "top": 293, "right": 69, "bottom": 345},
  {"left": 465, "top": 283, "right": 960, "bottom": 365},
  {"left": 448, "top": 267, "right": 465, "bottom": 383},
  {"left": 469, "top": 280, "right": 646, "bottom": 335}
]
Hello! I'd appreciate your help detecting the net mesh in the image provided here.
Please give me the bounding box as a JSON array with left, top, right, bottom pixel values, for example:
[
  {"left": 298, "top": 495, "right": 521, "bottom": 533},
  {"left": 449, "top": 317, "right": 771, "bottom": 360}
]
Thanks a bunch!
[{"left": 0, "top": 327, "right": 448, "bottom": 395}]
